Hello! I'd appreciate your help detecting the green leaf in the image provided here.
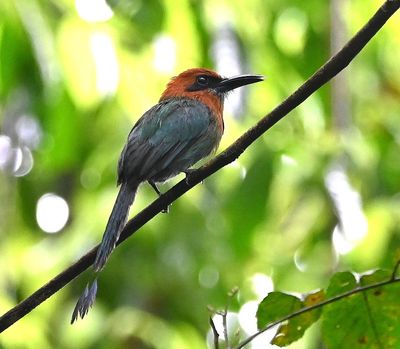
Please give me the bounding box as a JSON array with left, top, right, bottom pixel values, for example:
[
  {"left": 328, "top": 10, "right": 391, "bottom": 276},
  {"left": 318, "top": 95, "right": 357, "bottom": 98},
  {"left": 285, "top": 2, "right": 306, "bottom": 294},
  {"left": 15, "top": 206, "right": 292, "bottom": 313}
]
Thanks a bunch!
[
  {"left": 326, "top": 271, "right": 358, "bottom": 296},
  {"left": 257, "top": 292, "right": 301, "bottom": 330},
  {"left": 321, "top": 270, "right": 400, "bottom": 349},
  {"left": 256, "top": 290, "right": 324, "bottom": 346}
]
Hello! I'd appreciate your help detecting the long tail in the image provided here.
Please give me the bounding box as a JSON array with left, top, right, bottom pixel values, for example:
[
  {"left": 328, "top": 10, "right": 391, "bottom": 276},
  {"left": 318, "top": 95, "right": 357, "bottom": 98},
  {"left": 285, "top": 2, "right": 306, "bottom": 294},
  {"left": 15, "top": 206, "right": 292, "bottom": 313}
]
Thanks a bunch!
[
  {"left": 71, "top": 182, "right": 138, "bottom": 324},
  {"left": 94, "top": 182, "right": 138, "bottom": 272}
]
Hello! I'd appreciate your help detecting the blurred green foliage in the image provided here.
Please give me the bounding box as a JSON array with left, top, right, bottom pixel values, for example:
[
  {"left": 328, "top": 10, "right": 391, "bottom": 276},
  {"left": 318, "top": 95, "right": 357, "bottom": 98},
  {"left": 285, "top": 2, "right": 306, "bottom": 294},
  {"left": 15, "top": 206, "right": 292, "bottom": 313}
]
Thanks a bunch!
[{"left": 0, "top": 0, "right": 399, "bottom": 348}]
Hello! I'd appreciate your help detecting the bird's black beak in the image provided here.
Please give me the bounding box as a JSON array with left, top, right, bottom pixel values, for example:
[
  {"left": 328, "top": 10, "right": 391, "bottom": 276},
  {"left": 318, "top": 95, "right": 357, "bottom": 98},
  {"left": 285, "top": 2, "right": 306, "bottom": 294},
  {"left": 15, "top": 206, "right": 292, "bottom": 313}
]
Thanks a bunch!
[{"left": 215, "top": 74, "right": 264, "bottom": 93}]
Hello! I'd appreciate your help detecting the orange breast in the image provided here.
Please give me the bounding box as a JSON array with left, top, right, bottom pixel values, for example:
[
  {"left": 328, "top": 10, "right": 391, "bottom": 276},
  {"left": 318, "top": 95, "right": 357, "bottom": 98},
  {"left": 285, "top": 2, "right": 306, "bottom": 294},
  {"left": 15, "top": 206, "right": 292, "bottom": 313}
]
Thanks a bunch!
[{"left": 160, "top": 86, "right": 224, "bottom": 132}]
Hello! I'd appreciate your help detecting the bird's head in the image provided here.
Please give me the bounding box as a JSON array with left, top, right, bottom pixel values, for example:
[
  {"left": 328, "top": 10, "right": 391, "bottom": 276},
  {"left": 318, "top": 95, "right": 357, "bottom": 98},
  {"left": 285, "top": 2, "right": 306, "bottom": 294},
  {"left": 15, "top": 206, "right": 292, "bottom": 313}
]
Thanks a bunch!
[
  {"left": 160, "top": 68, "right": 263, "bottom": 103},
  {"left": 159, "top": 68, "right": 263, "bottom": 131}
]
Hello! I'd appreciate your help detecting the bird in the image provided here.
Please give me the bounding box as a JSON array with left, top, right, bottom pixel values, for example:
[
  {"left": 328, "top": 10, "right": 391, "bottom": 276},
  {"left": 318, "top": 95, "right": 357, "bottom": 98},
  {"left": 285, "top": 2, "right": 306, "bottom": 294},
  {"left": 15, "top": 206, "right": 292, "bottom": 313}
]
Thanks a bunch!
[{"left": 71, "top": 68, "right": 263, "bottom": 323}]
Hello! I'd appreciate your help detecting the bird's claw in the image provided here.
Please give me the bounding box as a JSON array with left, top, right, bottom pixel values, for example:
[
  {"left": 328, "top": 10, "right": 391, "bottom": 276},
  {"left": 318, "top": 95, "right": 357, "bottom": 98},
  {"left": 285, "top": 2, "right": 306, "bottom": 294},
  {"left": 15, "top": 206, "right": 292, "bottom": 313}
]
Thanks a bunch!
[
  {"left": 148, "top": 180, "right": 162, "bottom": 196},
  {"left": 148, "top": 180, "right": 170, "bottom": 213},
  {"left": 183, "top": 169, "right": 196, "bottom": 185}
]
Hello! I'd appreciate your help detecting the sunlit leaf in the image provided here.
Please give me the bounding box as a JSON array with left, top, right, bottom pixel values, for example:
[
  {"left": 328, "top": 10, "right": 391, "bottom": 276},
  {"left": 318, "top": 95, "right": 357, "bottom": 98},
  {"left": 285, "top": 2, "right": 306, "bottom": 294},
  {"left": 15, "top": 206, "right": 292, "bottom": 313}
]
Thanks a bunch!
[
  {"left": 257, "top": 290, "right": 323, "bottom": 346},
  {"left": 321, "top": 270, "right": 400, "bottom": 349}
]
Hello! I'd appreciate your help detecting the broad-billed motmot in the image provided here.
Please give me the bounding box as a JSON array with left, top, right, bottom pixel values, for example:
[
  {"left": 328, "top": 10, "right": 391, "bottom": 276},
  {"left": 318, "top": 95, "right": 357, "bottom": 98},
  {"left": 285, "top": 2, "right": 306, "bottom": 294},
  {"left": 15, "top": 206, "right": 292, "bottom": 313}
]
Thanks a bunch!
[{"left": 71, "top": 68, "right": 263, "bottom": 323}]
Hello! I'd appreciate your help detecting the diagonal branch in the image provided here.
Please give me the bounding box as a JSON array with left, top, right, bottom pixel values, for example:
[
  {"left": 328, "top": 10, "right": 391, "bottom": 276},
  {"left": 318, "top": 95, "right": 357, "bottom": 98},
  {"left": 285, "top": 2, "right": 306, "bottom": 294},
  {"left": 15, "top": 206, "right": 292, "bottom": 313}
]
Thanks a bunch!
[{"left": 0, "top": 0, "right": 399, "bottom": 333}]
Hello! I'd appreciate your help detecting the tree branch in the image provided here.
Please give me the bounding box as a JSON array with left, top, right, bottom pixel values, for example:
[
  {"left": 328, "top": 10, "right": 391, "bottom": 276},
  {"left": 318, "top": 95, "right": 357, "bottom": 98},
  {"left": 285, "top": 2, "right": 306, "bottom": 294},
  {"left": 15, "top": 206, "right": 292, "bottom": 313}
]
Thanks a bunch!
[
  {"left": 235, "top": 274, "right": 400, "bottom": 349},
  {"left": 0, "top": 0, "right": 399, "bottom": 333}
]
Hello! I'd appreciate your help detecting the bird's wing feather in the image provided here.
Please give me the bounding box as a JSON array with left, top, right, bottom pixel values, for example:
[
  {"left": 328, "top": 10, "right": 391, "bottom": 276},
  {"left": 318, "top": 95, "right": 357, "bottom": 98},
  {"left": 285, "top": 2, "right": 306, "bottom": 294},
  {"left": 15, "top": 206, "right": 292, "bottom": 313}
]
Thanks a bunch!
[{"left": 118, "top": 98, "right": 219, "bottom": 183}]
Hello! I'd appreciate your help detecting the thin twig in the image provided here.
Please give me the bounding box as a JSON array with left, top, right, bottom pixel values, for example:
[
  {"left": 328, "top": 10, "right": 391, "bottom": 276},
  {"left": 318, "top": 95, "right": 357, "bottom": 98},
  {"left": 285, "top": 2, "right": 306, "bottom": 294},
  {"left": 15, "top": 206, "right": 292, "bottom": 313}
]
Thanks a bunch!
[
  {"left": 209, "top": 316, "right": 220, "bottom": 349},
  {"left": 222, "top": 287, "right": 239, "bottom": 348},
  {"left": 391, "top": 259, "right": 400, "bottom": 280},
  {"left": 235, "top": 275, "right": 400, "bottom": 349},
  {"left": 222, "top": 309, "right": 229, "bottom": 348},
  {"left": 0, "top": 0, "right": 398, "bottom": 333}
]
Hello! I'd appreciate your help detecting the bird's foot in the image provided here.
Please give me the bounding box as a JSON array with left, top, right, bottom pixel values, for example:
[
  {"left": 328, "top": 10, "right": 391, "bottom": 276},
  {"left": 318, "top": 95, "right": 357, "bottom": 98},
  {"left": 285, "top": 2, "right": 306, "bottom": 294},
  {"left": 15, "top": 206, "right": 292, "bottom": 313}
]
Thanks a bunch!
[
  {"left": 148, "top": 180, "right": 162, "bottom": 196},
  {"left": 148, "top": 180, "right": 170, "bottom": 213},
  {"left": 183, "top": 169, "right": 196, "bottom": 185}
]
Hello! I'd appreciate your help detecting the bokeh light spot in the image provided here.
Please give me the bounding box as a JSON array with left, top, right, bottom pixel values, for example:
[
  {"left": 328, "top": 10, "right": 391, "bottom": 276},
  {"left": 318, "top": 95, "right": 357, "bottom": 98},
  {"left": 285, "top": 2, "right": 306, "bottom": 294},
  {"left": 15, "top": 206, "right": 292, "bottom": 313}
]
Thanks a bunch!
[
  {"left": 90, "top": 32, "right": 119, "bottom": 96},
  {"left": 13, "top": 147, "right": 33, "bottom": 177},
  {"left": 12, "top": 147, "right": 23, "bottom": 173},
  {"left": 325, "top": 165, "right": 368, "bottom": 255},
  {"left": 198, "top": 266, "right": 219, "bottom": 288},
  {"left": 15, "top": 114, "right": 42, "bottom": 148},
  {"left": 0, "top": 135, "right": 12, "bottom": 169},
  {"left": 294, "top": 249, "right": 308, "bottom": 272},
  {"left": 153, "top": 35, "right": 176, "bottom": 73},
  {"left": 281, "top": 154, "right": 298, "bottom": 167},
  {"left": 75, "top": 0, "right": 113, "bottom": 22},
  {"left": 274, "top": 7, "right": 308, "bottom": 55},
  {"left": 238, "top": 301, "right": 279, "bottom": 348},
  {"left": 207, "top": 312, "right": 238, "bottom": 343},
  {"left": 252, "top": 273, "right": 274, "bottom": 300},
  {"left": 80, "top": 168, "right": 101, "bottom": 189},
  {"left": 36, "top": 193, "right": 69, "bottom": 233}
]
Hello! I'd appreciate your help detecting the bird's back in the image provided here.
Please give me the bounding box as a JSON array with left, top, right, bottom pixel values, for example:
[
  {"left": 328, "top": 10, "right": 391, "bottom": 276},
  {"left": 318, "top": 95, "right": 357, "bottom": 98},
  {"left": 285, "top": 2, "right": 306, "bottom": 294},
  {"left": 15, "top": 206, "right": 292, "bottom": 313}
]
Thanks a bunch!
[{"left": 118, "top": 97, "right": 223, "bottom": 186}]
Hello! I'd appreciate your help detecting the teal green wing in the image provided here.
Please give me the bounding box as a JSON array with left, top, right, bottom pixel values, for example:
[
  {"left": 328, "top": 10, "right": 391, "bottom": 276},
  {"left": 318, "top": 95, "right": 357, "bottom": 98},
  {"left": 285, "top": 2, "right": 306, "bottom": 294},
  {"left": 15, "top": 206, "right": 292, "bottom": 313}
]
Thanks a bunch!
[{"left": 118, "top": 98, "right": 222, "bottom": 184}]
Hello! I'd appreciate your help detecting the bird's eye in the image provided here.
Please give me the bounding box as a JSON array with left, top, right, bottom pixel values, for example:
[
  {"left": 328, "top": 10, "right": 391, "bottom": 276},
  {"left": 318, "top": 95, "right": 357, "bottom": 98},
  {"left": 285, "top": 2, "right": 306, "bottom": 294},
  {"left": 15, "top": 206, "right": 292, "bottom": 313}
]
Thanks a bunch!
[{"left": 196, "top": 75, "right": 209, "bottom": 86}]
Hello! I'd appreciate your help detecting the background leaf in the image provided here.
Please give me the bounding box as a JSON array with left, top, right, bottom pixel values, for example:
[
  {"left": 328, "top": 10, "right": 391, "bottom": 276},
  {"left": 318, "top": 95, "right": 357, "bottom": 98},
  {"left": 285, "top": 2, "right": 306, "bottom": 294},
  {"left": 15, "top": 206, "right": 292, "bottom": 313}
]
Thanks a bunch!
[
  {"left": 321, "top": 270, "right": 400, "bottom": 349},
  {"left": 257, "top": 290, "right": 323, "bottom": 346}
]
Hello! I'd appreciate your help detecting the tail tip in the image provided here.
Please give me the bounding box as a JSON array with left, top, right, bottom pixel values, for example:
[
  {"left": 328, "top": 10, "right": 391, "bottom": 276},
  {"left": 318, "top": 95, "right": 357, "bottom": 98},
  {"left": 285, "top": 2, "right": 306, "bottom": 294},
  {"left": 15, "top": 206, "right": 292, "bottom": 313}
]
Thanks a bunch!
[{"left": 70, "top": 280, "right": 98, "bottom": 324}]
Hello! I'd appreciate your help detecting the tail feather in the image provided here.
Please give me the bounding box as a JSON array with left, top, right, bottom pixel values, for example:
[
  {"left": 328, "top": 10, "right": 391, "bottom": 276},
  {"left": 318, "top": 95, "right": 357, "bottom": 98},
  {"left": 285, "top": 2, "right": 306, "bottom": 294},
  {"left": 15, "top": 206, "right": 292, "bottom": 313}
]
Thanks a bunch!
[
  {"left": 71, "top": 182, "right": 137, "bottom": 324},
  {"left": 71, "top": 279, "right": 98, "bottom": 324},
  {"left": 94, "top": 182, "right": 138, "bottom": 272}
]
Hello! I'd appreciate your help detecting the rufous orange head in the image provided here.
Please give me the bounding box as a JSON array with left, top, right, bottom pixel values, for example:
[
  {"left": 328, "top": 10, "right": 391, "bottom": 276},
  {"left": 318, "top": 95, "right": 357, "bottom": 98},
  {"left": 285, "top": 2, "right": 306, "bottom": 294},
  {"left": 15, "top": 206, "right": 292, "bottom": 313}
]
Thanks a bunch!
[{"left": 160, "top": 68, "right": 263, "bottom": 124}]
